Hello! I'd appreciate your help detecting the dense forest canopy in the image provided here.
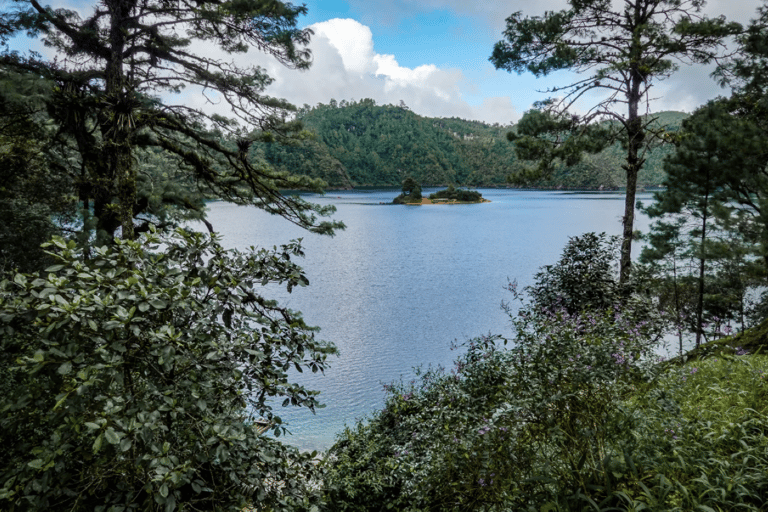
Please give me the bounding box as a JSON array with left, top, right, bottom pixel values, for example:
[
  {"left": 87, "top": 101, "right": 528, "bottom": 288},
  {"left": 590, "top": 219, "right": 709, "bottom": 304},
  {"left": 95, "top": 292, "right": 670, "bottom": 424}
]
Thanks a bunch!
[{"left": 257, "top": 99, "right": 687, "bottom": 189}]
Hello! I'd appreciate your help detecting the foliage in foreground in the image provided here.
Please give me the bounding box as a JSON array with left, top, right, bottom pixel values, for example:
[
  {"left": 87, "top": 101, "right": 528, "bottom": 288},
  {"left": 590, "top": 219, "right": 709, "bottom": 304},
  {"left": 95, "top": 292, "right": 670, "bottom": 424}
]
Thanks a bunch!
[
  {"left": 320, "top": 234, "right": 768, "bottom": 511},
  {"left": 321, "top": 273, "right": 661, "bottom": 510},
  {"left": 322, "top": 329, "right": 768, "bottom": 511},
  {"left": 0, "top": 230, "right": 333, "bottom": 511}
]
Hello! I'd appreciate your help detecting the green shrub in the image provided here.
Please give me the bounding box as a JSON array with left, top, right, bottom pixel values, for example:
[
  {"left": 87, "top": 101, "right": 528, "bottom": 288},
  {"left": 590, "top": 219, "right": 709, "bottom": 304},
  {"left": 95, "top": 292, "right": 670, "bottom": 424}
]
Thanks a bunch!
[
  {"left": 319, "top": 234, "right": 768, "bottom": 511},
  {"left": 0, "top": 230, "right": 333, "bottom": 511},
  {"left": 321, "top": 285, "right": 663, "bottom": 511},
  {"left": 428, "top": 185, "right": 483, "bottom": 202}
]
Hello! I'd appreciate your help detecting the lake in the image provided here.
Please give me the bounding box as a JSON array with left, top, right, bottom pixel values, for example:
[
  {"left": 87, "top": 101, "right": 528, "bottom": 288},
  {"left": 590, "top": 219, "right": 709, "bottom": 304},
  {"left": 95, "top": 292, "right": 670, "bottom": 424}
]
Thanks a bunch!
[{"left": 198, "top": 188, "right": 654, "bottom": 451}]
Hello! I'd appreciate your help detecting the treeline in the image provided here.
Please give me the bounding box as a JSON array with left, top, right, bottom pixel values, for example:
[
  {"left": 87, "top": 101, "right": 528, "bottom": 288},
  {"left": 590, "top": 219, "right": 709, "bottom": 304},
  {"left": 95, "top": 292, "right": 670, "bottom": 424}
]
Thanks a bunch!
[{"left": 254, "top": 99, "right": 686, "bottom": 189}]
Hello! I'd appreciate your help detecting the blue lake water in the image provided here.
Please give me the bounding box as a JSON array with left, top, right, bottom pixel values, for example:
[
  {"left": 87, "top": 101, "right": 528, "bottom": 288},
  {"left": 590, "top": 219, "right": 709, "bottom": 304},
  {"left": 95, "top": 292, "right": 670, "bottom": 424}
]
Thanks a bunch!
[{"left": 198, "top": 188, "right": 654, "bottom": 451}]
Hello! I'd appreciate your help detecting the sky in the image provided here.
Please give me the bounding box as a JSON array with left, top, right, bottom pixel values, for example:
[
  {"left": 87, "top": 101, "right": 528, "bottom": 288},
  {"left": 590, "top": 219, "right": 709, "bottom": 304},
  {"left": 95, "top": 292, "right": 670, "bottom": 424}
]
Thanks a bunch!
[{"left": 4, "top": 0, "right": 763, "bottom": 125}]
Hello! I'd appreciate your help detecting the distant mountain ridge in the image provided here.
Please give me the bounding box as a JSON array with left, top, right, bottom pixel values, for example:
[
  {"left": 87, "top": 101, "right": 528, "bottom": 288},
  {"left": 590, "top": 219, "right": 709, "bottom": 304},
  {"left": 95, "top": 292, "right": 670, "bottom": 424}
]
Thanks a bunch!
[{"left": 253, "top": 99, "right": 688, "bottom": 189}]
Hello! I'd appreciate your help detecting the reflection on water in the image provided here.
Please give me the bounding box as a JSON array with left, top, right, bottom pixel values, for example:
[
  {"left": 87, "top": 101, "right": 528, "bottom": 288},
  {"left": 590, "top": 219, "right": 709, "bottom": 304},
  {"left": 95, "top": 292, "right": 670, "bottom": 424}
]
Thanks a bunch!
[{"left": 196, "top": 188, "right": 653, "bottom": 451}]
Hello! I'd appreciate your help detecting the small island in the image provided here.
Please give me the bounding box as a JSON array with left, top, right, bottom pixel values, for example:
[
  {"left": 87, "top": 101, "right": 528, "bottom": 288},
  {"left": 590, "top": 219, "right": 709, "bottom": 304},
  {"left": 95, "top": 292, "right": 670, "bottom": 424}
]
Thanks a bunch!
[{"left": 393, "top": 180, "right": 489, "bottom": 205}]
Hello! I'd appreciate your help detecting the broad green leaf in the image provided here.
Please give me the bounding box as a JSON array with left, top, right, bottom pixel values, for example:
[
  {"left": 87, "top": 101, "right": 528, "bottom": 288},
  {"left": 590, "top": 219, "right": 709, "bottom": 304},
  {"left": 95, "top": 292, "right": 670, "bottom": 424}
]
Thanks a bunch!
[
  {"left": 105, "top": 427, "right": 120, "bottom": 445},
  {"left": 58, "top": 361, "right": 72, "bottom": 375},
  {"left": 27, "top": 459, "right": 44, "bottom": 469},
  {"left": 54, "top": 394, "right": 69, "bottom": 410},
  {"left": 93, "top": 433, "right": 103, "bottom": 454},
  {"left": 150, "top": 299, "right": 167, "bottom": 309}
]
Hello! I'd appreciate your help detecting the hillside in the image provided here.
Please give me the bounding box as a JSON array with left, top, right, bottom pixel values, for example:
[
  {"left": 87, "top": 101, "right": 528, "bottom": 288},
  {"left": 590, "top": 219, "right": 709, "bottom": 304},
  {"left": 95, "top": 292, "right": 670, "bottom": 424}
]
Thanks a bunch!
[{"left": 253, "top": 100, "right": 688, "bottom": 189}]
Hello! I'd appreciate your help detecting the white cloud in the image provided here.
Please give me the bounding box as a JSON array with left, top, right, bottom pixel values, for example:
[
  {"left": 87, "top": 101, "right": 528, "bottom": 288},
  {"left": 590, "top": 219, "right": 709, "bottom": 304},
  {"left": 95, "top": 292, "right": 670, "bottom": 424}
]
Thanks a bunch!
[
  {"left": 252, "top": 18, "right": 518, "bottom": 124},
  {"left": 311, "top": 19, "right": 377, "bottom": 75}
]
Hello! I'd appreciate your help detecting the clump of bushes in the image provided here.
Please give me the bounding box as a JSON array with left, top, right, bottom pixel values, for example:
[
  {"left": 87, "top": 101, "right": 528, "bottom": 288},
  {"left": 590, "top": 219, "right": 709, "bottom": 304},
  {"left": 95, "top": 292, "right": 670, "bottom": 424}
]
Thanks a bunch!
[
  {"left": 428, "top": 184, "right": 483, "bottom": 202},
  {"left": 0, "top": 230, "right": 331, "bottom": 512},
  {"left": 316, "top": 233, "right": 768, "bottom": 511},
  {"left": 393, "top": 176, "right": 423, "bottom": 204}
]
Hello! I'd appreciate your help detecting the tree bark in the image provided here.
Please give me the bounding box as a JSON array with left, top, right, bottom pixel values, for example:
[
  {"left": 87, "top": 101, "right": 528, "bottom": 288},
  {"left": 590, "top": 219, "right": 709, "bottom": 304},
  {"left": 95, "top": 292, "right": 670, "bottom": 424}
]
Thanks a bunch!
[
  {"left": 100, "top": 0, "right": 137, "bottom": 240},
  {"left": 695, "top": 187, "right": 710, "bottom": 348},
  {"left": 619, "top": 0, "right": 648, "bottom": 286}
]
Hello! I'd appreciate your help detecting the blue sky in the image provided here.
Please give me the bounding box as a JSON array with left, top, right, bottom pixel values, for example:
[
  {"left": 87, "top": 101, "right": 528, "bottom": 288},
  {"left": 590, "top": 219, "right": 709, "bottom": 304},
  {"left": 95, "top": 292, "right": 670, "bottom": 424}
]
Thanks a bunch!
[
  {"left": 293, "top": 0, "right": 546, "bottom": 122},
  {"left": 276, "top": 0, "right": 755, "bottom": 123},
  {"left": 5, "top": 0, "right": 759, "bottom": 125}
]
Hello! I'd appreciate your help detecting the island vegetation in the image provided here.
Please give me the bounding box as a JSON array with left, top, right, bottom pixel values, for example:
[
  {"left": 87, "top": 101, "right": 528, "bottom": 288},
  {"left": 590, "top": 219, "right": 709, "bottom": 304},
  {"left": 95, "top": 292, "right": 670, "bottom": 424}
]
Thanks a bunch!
[
  {"left": 2, "top": 0, "right": 768, "bottom": 511},
  {"left": 428, "top": 184, "right": 485, "bottom": 203},
  {"left": 258, "top": 100, "right": 685, "bottom": 190},
  {"left": 393, "top": 181, "right": 486, "bottom": 204}
]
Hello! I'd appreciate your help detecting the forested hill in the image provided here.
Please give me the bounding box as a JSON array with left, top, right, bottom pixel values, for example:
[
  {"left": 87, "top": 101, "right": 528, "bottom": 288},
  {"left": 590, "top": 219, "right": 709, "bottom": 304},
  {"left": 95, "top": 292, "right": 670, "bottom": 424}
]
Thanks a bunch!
[{"left": 254, "top": 99, "right": 688, "bottom": 189}]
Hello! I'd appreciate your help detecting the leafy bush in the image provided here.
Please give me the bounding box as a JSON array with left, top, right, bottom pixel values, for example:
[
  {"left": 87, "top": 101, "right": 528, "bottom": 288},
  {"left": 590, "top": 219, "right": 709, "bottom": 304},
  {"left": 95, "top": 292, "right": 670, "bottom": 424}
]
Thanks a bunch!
[
  {"left": 624, "top": 354, "right": 768, "bottom": 511},
  {"left": 428, "top": 184, "right": 483, "bottom": 202},
  {"left": 0, "top": 230, "right": 334, "bottom": 511},
  {"left": 527, "top": 232, "right": 622, "bottom": 315},
  {"left": 319, "top": 233, "right": 768, "bottom": 511},
  {"left": 321, "top": 304, "right": 768, "bottom": 511},
  {"left": 321, "top": 279, "right": 662, "bottom": 511}
]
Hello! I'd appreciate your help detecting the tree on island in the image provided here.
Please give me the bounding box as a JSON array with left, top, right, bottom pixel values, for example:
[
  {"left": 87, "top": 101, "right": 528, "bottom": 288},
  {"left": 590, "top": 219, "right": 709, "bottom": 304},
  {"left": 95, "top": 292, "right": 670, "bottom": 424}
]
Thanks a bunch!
[
  {"left": 491, "top": 0, "right": 740, "bottom": 284},
  {"left": 393, "top": 176, "right": 423, "bottom": 203},
  {"left": 402, "top": 176, "right": 423, "bottom": 199}
]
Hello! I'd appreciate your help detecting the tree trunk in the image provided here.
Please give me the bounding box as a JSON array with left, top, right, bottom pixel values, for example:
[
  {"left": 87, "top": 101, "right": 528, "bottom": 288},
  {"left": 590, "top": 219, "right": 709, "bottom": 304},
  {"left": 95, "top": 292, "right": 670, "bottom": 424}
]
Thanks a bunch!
[
  {"left": 100, "top": 0, "right": 136, "bottom": 240},
  {"left": 672, "top": 254, "right": 683, "bottom": 356},
  {"left": 695, "top": 189, "right": 710, "bottom": 348},
  {"left": 619, "top": 1, "right": 647, "bottom": 287},
  {"left": 620, "top": 96, "right": 644, "bottom": 286}
]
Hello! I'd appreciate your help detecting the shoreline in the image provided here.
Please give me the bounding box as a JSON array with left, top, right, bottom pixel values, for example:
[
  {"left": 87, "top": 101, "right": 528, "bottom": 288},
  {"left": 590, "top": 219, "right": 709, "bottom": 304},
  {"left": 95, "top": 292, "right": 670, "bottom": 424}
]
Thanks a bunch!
[{"left": 402, "top": 197, "right": 491, "bottom": 205}]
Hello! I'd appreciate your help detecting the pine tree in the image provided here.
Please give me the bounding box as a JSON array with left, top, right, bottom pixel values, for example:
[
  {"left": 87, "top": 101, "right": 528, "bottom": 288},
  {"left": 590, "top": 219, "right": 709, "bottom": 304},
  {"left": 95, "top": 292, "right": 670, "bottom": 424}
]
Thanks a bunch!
[
  {"left": 1, "top": 0, "right": 343, "bottom": 241},
  {"left": 491, "top": 0, "right": 740, "bottom": 284}
]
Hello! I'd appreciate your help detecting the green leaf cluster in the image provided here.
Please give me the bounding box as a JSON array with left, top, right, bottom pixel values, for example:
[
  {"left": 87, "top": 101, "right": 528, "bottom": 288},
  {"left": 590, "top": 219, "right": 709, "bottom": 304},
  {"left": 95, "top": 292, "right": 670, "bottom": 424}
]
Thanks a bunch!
[
  {"left": 0, "top": 0, "right": 342, "bottom": 242},
  {"left": 0, "top": 229, "right": 335, "bottom": 511},
  {"left": 319, "top": 257, "right": 768, "bottom": 511}
]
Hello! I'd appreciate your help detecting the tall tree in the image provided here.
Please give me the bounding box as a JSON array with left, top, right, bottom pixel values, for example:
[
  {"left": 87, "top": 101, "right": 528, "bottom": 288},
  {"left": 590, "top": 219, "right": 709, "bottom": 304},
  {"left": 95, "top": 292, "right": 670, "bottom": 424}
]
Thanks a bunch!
[
  {"left": 641, "top": 101, "right": 735, "bottom": 347},
  {"left": 491, "top": 0, "right": 739, "bottom": 284},
  {"left": 710, "top": 3, "right": 768, "bottom": 266},
  {"left": 1, "top": 0, "right": 342, "bottom": 242},
  {"left": 639, "top": 2, "right": 768, "bottom": 346},
  {"left": 0, "top": 68, "right": 79, "bottom": 272}
]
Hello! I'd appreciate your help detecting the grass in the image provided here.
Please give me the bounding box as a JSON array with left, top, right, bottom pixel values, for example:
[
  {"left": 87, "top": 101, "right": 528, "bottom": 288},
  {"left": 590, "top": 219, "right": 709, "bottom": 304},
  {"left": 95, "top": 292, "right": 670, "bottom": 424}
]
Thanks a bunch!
[{"left": 620, "top": 347, "right": 768, "bottom": 511}]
